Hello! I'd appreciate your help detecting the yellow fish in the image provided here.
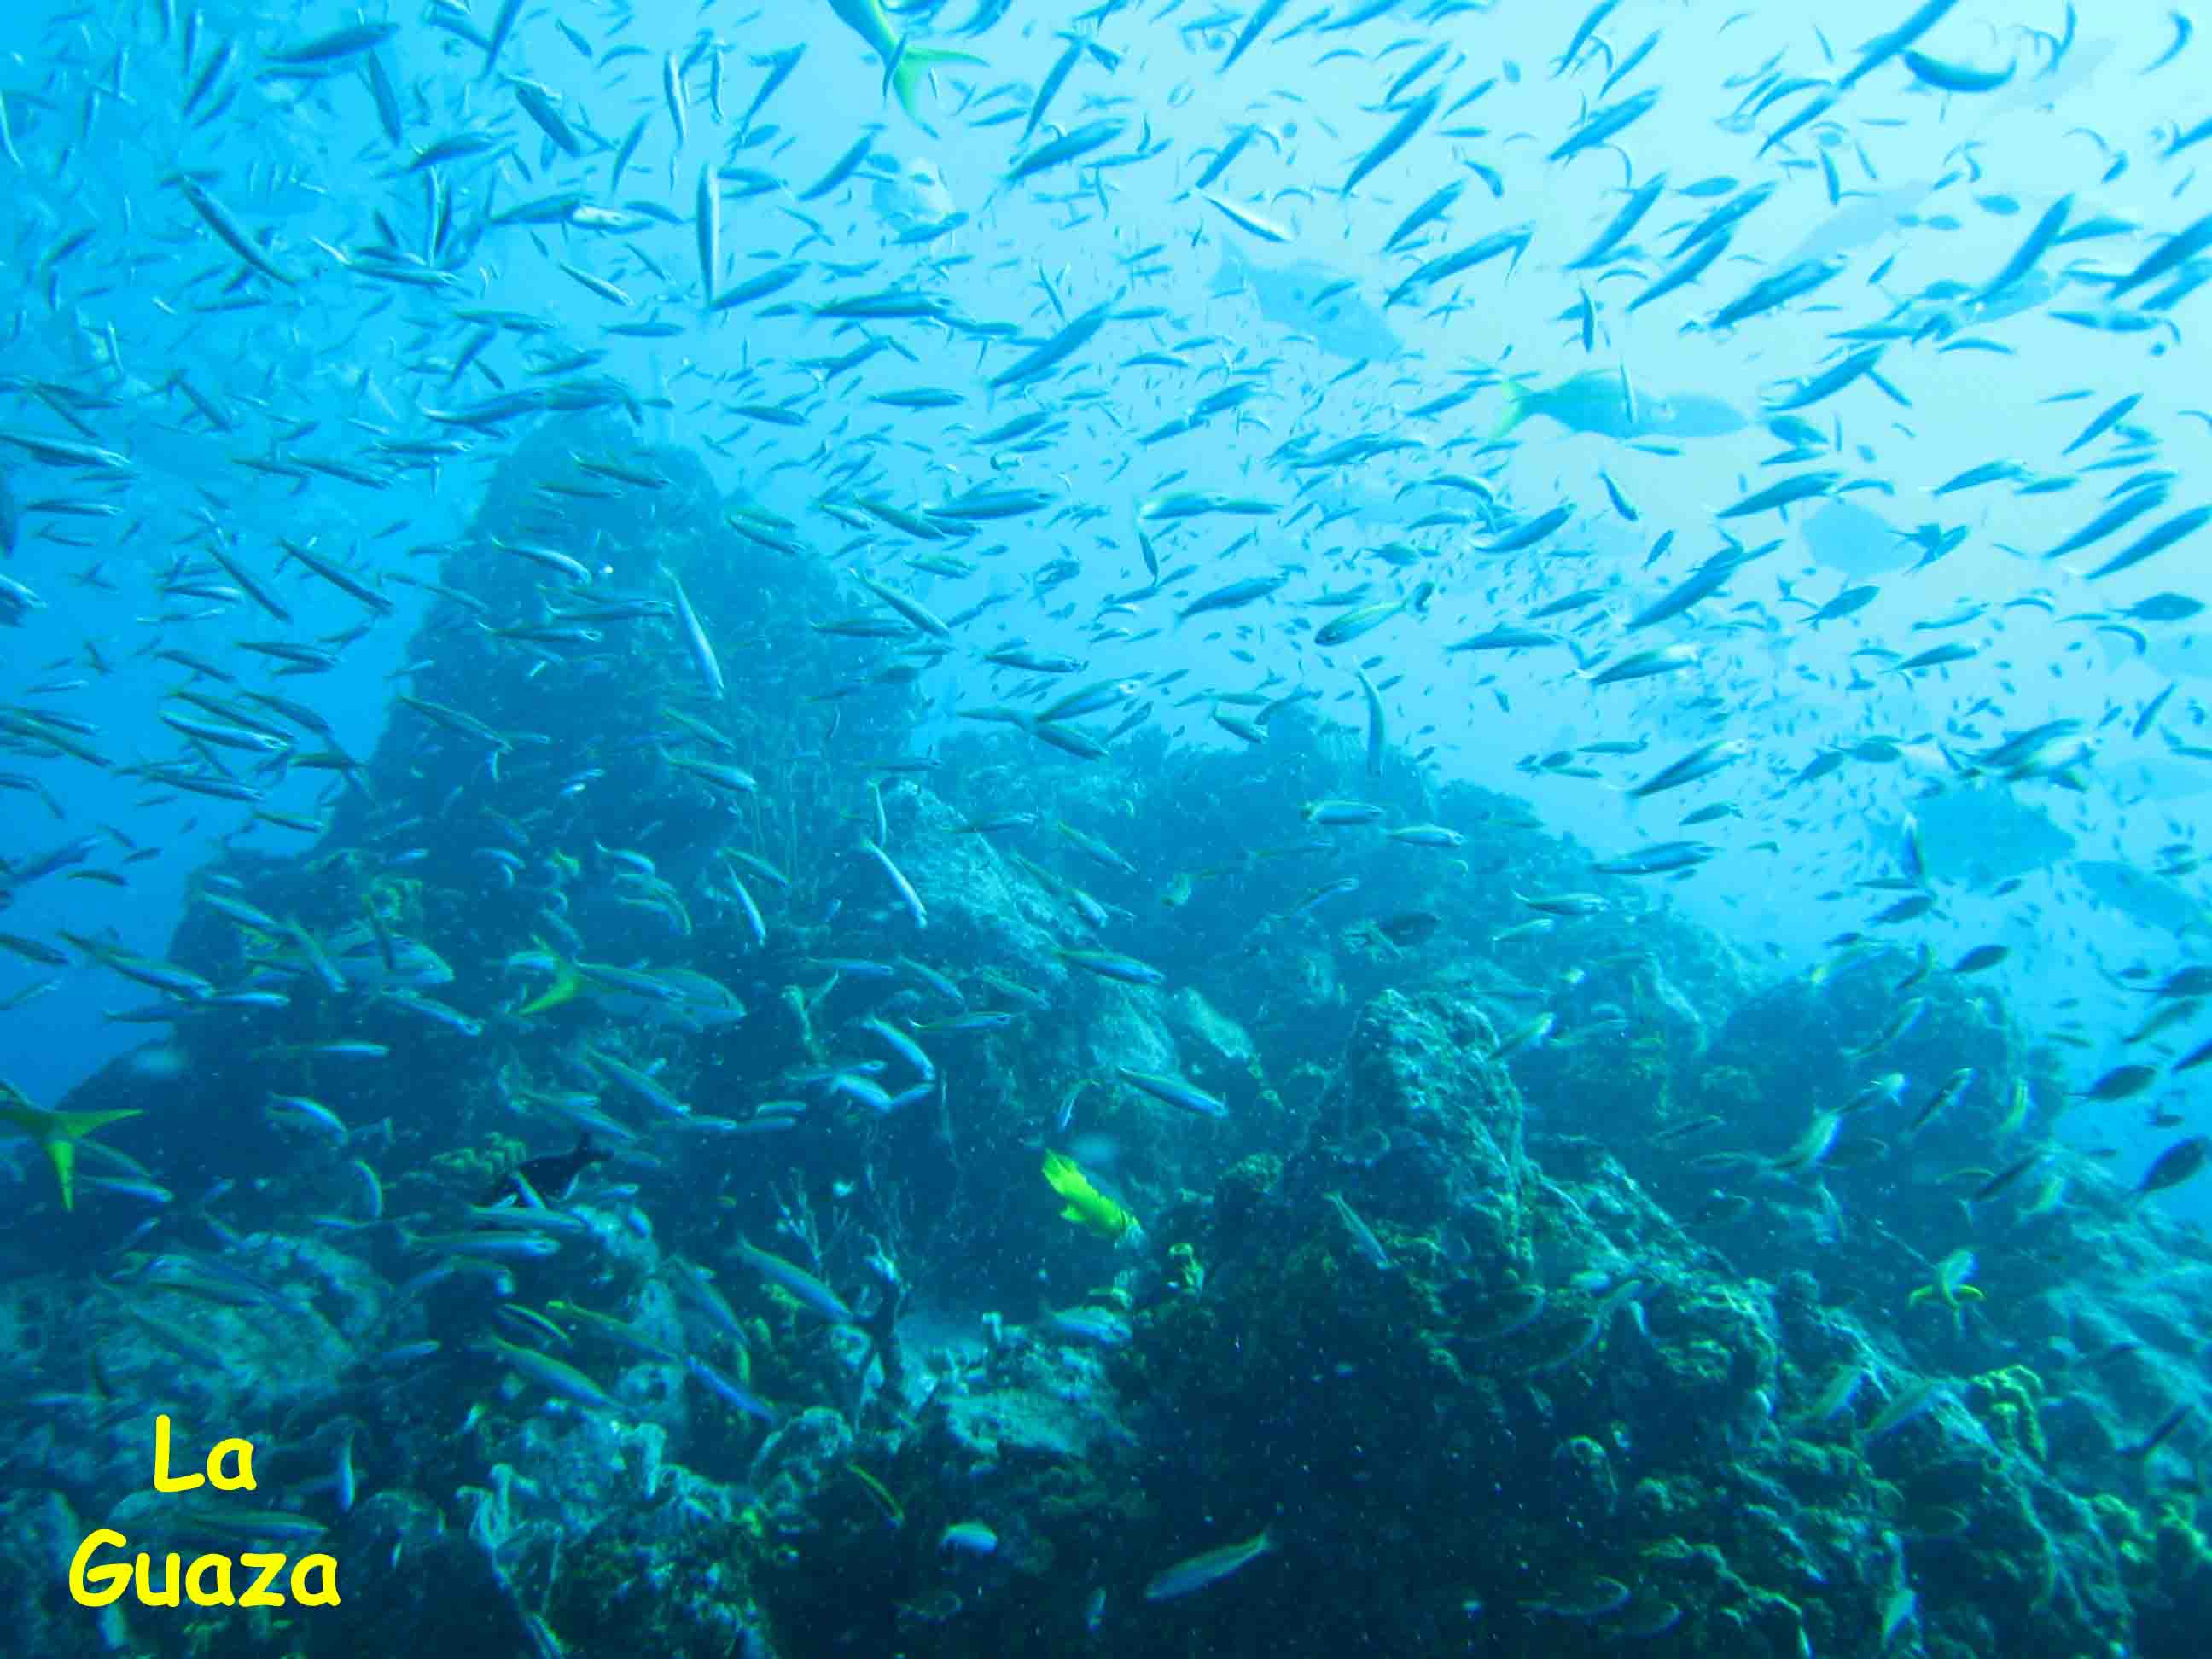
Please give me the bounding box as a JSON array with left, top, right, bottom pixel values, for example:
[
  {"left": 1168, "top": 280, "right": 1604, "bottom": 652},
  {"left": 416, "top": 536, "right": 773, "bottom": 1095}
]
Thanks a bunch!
[
  {"left": 515, "top": 963, "right": 585, "bottom": 1016},
  {"left": 821, "top": 0, "right": 985, "bottom": 124},
  {"left": 0, "top": 1079, "right": 140, "bottom": 1211},
  {"left": 1907, "top": 1249, "right": 1984, "bottom": 1333},
  {"left": 1043, "top": 1151, "right": 1135, "bottom": 1240}
]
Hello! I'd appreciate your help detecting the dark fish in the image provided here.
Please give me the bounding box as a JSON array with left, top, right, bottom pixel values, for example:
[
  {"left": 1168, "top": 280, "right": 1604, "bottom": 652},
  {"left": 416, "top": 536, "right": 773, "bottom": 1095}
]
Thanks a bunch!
[
  {"left": 2132, "top": 1134, "right": 2211, "bottom": 1202},
  {"left": 484, "top": 1136, "right": 609, "bottom": 1204},
  {"left": 2119, "top": 1401, "right": 2194, "bottom": 1460},
  {"left": 2078, "top": 1063, "right": 2158, "bottom": 1103},
  {"left": 1373, "top": 911, "right": 1442, "bottom": 946},
  {"left": 1968, "top": 1149, "right": 2045, "bottom": 1202}
]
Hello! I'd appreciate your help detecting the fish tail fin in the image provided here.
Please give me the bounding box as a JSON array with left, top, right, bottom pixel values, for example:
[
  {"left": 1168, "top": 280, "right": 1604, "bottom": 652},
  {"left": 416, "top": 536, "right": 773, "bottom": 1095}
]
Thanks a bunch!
[
  {"left": 515, "top": 963, "right": 584, "bottom": 1017},
  {"left": 1487, "top": 380, "right": 1537, "bottom": 443},
  {"left": 0, "top": 1103, "right": 140, "bottom": 1211},
  {"left": 41, "top": 1136, "right": 80, "bottom": 1213},
  {"left": 51, "top": 1107, "right": 141, "bottom": 1140},
  {"left": 889, "top": 43, "right": 986, "bottom": 121}
]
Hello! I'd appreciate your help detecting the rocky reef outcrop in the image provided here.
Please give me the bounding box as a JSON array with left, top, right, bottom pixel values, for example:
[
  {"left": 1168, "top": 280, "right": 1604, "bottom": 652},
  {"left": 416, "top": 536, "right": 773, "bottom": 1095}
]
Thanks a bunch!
[{"left": 4, "top": 412, "right": 2206, "bottom": 1659}]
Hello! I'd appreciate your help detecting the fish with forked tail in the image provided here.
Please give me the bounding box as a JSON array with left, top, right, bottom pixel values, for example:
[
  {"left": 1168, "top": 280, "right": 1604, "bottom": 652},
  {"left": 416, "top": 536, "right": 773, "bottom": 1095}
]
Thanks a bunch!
[
  {"left": 483, "top": 1135, "right": 609, "bottom": 1205},
  {"left": 820, "top": 0, "right": 984, "bottom": 125}
]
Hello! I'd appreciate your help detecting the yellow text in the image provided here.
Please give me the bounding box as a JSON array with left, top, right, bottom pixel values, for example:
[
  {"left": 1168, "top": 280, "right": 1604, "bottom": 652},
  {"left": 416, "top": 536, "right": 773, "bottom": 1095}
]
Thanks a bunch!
[{"left": 70, "top": 1531, "right": 339, "bottom": 1609}]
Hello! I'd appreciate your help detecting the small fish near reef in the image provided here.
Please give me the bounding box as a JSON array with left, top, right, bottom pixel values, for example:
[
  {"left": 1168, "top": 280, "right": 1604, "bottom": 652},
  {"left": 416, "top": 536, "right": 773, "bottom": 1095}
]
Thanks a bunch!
[
  {"left": 1144, "top": 1528, "right": 1277, "bottom": 1601},
  {"left": 481, "top": 1134, "right": 610, "bottom": 1204}
]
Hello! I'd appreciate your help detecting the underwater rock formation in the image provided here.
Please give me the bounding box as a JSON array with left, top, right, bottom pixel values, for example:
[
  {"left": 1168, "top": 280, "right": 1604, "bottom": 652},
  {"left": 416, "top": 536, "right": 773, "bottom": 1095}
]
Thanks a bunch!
[{"left": 3, "top": 413, "right": 2209, "bottom": 1659}]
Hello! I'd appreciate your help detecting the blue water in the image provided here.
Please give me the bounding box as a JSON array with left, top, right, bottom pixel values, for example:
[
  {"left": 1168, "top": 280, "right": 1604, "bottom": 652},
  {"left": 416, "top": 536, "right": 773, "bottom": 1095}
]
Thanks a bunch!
[{"left": 4, "top": 2, "right": 2212, "bottom": 1655}]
